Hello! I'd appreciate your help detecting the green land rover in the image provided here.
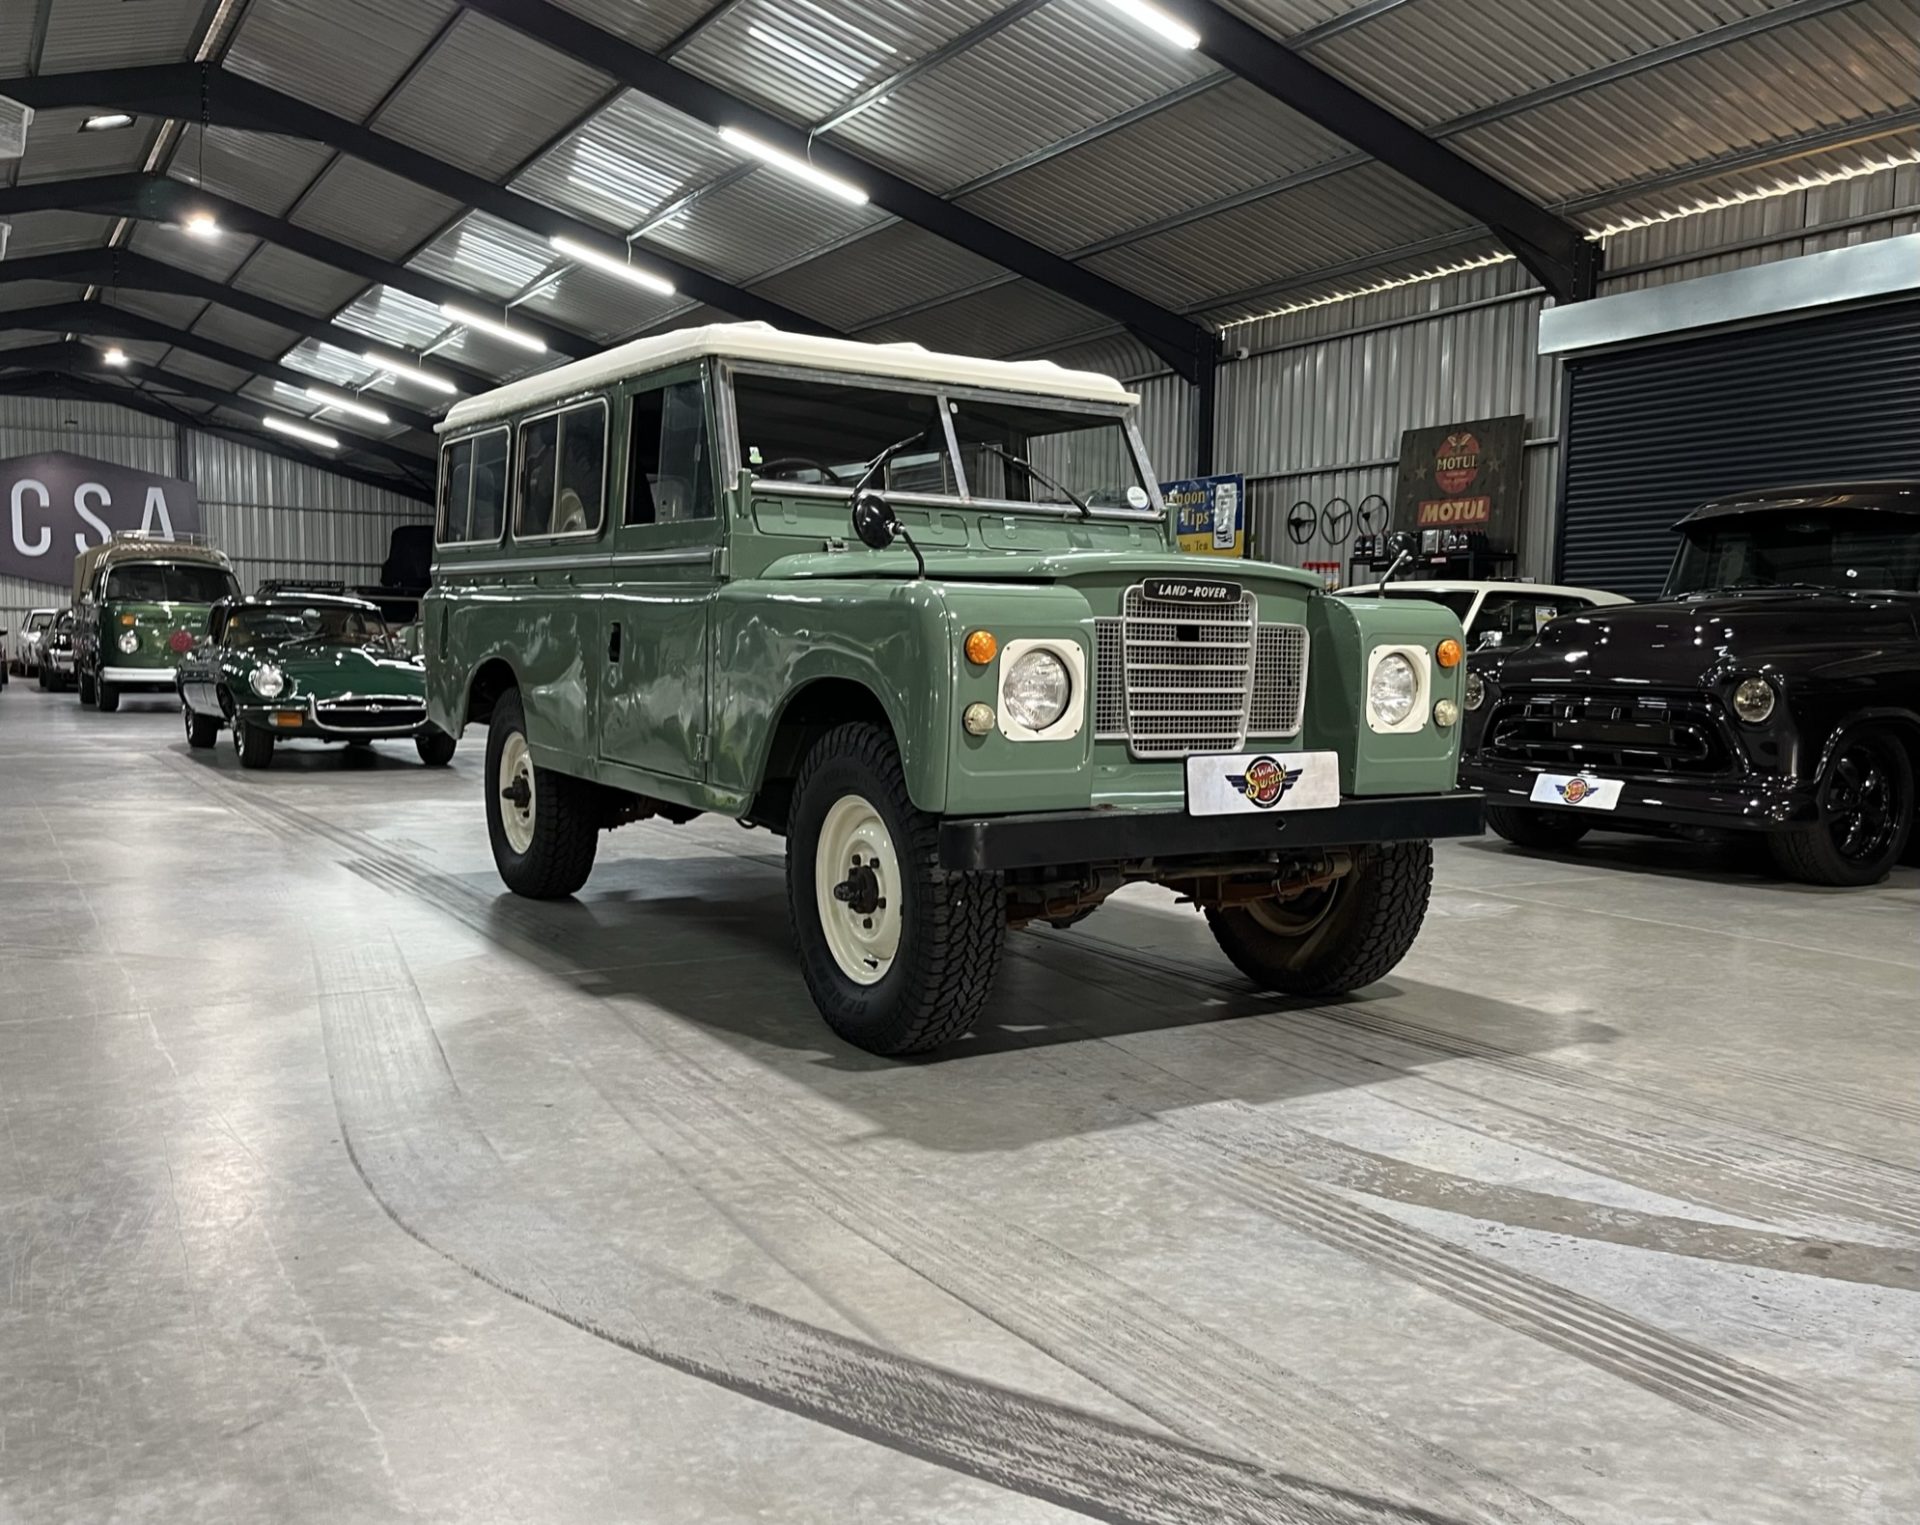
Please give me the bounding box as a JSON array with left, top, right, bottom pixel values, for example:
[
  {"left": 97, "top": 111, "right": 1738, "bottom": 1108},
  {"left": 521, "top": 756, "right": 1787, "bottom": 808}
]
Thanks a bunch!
[
  {"left": 72, "top": 533, "right": 241, "bottom": 712},
  {"left": 427, "top": 324, "right": 1481, "bottom": 1054}
]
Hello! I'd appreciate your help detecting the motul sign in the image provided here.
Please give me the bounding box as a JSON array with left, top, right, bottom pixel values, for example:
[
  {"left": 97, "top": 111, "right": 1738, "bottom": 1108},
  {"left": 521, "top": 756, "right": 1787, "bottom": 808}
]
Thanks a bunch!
[
  {"left": 2, "top": 452, "right": 202, "bottom": 585},
  {"left": 1393, "top": 415, "right": 1525, "bottom": 547}
]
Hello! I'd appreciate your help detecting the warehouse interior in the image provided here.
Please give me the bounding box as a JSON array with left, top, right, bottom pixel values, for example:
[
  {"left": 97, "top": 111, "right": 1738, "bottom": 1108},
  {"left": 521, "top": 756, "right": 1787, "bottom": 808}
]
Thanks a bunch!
[{"left": 2, "top": 3, "right": 1917, "bottom": 1523}]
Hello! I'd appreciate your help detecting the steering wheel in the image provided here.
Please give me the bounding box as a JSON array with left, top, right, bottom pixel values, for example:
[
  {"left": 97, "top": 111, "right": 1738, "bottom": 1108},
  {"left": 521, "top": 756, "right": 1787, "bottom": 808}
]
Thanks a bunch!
[
  {"left": 1286, "top": 500, "right": 1319, "bottom": 546},
  {"left": 757, "top": 456, "right": 842, "bottom": 484},
  {"left": 1322, "top": 497, "right": 1355, "bottom": 544},
  {"left": 1357, "top": 494, "right": 1389, "bottom": 537}
]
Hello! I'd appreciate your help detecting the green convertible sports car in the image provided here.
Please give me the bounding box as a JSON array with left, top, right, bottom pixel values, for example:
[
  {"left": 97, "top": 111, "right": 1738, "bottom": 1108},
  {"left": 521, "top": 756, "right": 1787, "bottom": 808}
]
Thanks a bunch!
[{"left": 176, "top": 591, "right": 456, "bottom": 770}]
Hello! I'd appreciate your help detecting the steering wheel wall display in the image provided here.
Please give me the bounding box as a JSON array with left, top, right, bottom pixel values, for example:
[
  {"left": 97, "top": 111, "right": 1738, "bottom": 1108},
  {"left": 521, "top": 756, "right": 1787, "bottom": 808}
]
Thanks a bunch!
[
  {"left": 1285, "top": 500, "right": 1319, "bottom": 546},
  {"left": 1357, "top": 494, "right": 1390, "bottom": 538},
  {"left": 1321, "top": 497, "right": 1355, "bottom": 544}
]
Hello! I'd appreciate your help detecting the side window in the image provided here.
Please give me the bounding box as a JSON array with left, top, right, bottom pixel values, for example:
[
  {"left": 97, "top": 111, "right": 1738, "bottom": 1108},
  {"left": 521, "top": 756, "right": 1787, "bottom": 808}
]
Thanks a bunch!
[
  {"left": 516, "top": 404, "right": 606, "bottom": 538},
  {"left": 438, "top": 439, "right": 471, "bottom": 543},
  {"left": 437, "top": 429, "right": 508, "bottom": 543},
  {"left": 623, "top": 381, "right": 713, "bottom": 528},
  {"left": 470, "top": 430, "right": 508, "bottom": 542}
]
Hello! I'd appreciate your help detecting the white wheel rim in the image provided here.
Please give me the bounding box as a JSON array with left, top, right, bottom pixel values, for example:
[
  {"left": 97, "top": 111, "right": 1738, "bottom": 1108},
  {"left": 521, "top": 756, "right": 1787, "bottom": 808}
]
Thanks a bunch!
[
  {"left": 499, "top": 731, "right": 537, "bottom": 854},
  {"left": 815, "top": 793, "right": 903, "bottom": 986}
]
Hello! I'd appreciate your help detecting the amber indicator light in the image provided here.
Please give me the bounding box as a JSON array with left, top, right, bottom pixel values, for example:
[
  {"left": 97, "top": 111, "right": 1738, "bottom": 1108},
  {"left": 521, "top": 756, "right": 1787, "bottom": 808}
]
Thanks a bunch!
[
  {"left": 1436, "top": 639, "right": 1463, "bottom": 669},
  {"left": 964, "top": 630, "right": 997, "bottom": 665}
]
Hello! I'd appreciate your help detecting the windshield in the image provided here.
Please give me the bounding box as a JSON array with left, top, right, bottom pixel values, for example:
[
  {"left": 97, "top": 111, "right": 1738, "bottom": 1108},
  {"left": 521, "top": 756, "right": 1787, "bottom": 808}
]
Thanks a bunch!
[
  {"left": 104, "top": 562, "right": 240, "bottom": 604},
  {"left": 731, "top": 372, "right": 1151, "bottom": 513},
  {"left": 26, "top": 611, "right": 51, "bottom": 631},
  {"left": 226, "top": 605, "right": 390, "bottom": 652},
  {"left": 1667, "top": 510, "right": 1920, "bottom": 596},
  {"left": 1473, "top": 592, "right": 1594, "bottom": 648}
]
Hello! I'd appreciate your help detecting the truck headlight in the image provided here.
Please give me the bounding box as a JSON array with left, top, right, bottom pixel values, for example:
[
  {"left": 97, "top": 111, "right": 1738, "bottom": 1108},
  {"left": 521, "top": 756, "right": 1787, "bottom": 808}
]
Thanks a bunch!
[
  {"left": 1464, "top": 671, "right": 1486, "bottom": 711},
  {"left": 251, "top": 663, "right": 286, "bottom": 699},
  {"left": 1369, "top": 653, "right": 1418, "bottom": 727},
  {"left": 996, "top": 639, "right": 1086, "bottom": 741},
  {"left": 117, "top": 630, "right": 139, "bottom": 655},
  {"left": 1732, "top": 676, "right": 1775, "bottom": 724}
]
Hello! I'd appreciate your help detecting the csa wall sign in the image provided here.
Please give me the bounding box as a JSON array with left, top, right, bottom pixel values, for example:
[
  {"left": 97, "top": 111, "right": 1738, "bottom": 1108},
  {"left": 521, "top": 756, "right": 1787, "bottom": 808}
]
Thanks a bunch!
[
  {"left": 1, "top": 452, "right": 202, "bottom": 584},
  {"left": 1392, "top": 415, "right": 1526, "bottom": 546},
  {"left": 1162, "top": 473, "right": 1246, "bottom": 558}
]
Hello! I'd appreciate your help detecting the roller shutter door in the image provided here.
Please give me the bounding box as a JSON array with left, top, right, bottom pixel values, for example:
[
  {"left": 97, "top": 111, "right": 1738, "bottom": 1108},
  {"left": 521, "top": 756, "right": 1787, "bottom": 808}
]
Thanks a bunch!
[{"left": 1556, "top": 298, "right": 1920, "bottom": 599}]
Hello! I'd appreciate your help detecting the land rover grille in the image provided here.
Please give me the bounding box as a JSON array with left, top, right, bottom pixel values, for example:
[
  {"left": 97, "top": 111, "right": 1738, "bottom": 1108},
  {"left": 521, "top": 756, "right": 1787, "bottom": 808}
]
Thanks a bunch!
[{"left": 1094, "top": 585, "right": 1308, "bottom": 759}]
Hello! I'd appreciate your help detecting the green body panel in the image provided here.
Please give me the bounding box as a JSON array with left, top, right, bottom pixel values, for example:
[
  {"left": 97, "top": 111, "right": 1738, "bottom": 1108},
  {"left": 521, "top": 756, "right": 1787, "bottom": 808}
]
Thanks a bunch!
[{"left": 79, "top": 600, "right": 219, "bottom": 674}]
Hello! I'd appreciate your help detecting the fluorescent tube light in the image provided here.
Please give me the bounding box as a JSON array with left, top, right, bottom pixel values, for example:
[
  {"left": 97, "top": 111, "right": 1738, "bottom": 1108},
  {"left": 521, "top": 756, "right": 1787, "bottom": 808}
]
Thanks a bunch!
[
  {"left": 263, "top": 414, "right": 339, "bottom": 449},
  {"left": 102, "top": 347, "right": 129, "bottom": 366},
  {"left": 548, "top": 234, "right": 676, "bottom": 296},
  {"left": 363, "top": 350, "right": 458, "bottom": 396},
  {"left": 306, "top": 386, "right": 390, "bottom": 425},
  {"left": 718, "top": 126, "right": 868, "bottom": 205},
  {"left": 82, "top": 113, "right": 135, "bottom": 132},
  {"left": 1100, "top": 0, "right": 1201, "bottom": 50},
  {"left": 439, "top": 303, "right": 547, "bottom": 353}
]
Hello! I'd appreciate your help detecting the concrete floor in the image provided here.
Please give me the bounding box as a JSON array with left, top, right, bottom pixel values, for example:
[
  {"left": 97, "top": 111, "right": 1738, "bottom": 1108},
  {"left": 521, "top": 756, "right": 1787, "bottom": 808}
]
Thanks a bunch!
[{"left": 1, "top": 685, "right": 1915, "bottom": 1525}]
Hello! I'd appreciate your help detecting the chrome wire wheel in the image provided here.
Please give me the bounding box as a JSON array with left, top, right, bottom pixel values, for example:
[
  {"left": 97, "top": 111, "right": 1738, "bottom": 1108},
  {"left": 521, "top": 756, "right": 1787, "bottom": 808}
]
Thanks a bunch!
[
  {"left": 498, "top": 730, "right": 537, "bottom": 855},
  {"left": 1826, "top": 737, "right": 1901, "bottom": 866},
  {"left": 813, "top": 792, "right": 903, "bottom": 986}
]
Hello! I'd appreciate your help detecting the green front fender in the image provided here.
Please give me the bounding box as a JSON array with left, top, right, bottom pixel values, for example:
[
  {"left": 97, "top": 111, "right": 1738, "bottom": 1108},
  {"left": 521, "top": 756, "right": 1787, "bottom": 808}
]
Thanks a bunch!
[{"left": 1308, "top": 593, "right": 1468, "bottom": 794}]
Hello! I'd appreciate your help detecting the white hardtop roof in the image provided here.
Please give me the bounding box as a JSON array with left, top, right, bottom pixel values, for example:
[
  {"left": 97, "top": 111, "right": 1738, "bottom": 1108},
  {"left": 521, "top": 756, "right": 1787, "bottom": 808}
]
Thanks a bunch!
[
  {"left": 439, "top": 322, "right": 1138, "bottom": 433},
  {"left": 1338, "top": 579, "right": 1631, "bottom": 603}
]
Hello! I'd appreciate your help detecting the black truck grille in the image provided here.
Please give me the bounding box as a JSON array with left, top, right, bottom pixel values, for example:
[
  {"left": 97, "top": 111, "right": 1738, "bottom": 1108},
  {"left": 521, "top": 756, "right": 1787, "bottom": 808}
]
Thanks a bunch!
[{"left": 1485, "top": 690, "right": 1732, "bottom": 776}]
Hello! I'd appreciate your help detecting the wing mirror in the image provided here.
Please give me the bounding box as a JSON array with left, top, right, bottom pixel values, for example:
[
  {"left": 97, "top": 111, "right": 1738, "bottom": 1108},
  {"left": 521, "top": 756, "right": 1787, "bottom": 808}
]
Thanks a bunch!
[
  {"left": 1477, "top": 630, "right": 1504, "bottom": 649},
  {"left": 850, "top": 488, "right": 899, "bottom": 551}
]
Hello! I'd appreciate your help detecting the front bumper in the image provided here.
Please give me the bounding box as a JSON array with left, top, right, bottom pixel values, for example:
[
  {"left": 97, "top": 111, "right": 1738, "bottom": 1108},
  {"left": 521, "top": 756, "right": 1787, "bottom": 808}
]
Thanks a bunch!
[
  {"left": 939, "top": 791, "right": 1485, "bottom": 872},
  {"left": 236, "top": 698, "right": 428, "bottom": 740},
  {"left": 102, "top": 665, "right": 182, "bottom": 687},
  {"left": 1462, "top": 758, "right": 1816, "bottom": 832}
]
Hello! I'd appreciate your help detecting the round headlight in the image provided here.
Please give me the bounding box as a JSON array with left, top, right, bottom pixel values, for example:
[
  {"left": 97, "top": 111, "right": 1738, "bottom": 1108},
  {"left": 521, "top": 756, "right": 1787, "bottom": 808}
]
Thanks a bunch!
[
  {"left": 117, "top": 630, "right": 139, "bottom": 654},
  {"left": 1368, "top": 652, "right": 1418, "bottom": 727},
  {"left": 1004, "top": 648, "right": 1070, "bottom": 731},
  {"left": 251, "top": 663, "right": 286, "bottom": 699},
  {"left": 1464, "top": 670, "right": 1487, "bottom": 711},
  {"left": 1732, "top": 676, "right": 1775, "bottom": 724},
  {"left": 1433, "top": 699, "right": 1460, "bottom": 729}
]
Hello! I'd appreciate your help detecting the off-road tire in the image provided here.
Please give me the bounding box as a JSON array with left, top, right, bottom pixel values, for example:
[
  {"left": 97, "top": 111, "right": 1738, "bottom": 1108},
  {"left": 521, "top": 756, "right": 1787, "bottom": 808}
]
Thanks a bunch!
[
  {"left": 184, "top": 702, "right": 219, "bottom": 749},
  {"left": 1768, "top": 726, "right": 1913, "bottom": 887},
  {"left": 94, "top": 678, "right": 119, "bottom": 713},
  {"left": 485, "top": 688, "right": 597, "bottom": 899},
  {"left": 415, "top": 727, "right": 456, "bottom": 767},
  {"left": 77, "top": 669, "right": 96, "bottom": 705},
  {"left": 786, "top": 722, "right": 1005, "bottom": 1056},
  {"left": 234, "top": 721, "right": 275, "bottom": 770},
  {"left": 1486, "top": 803, "right": 1592, "bottom": 850},
  {"left": 1206, "top": 840, "right": 1434, "bottom": 997}
]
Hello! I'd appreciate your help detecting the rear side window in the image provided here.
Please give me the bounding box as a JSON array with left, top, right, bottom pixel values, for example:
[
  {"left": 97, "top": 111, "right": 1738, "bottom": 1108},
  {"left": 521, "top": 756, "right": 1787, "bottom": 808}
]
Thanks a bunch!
[
  {"left": 516, "top": 402, "right": 607, "bottom": 538},
  {"left": 438, "top": 428, "right": 509, "bottom": 544},
  {"left": 624, "top": 381, "right": 714, "bottom": 527}
]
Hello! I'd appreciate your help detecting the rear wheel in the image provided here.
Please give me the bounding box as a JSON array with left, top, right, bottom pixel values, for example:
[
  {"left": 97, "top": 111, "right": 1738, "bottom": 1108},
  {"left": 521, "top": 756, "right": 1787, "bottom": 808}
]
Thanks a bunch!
[
  {"left": 77, "top": 669, "right": 96, "bottom": 705},
  {"left": 1206, "top": 841, "right": 1434, "bottom": 997},
  {"left": 1769, "top": 727, "right": 1913, "bottom": 887},
  {"left": 183, "top": 702, "right": 219, "bottom": 749},
  {"left": 36, "top": 665, "right": 48, "bottom": 690},
  {"left": 415, "top": 726, "right": 456, "bottom": 767},
  {"left": 485, "top": 689, "right": 597, "bottom": 898},
  {"left": 94, "top": 678, "right": 119, "bottom": 713},
  {"left": 786, "top": 722, "right": 1005, "bottom": 1055},
  {"left": 233, "top": 720, "right": 275, "bottom": 770},
  {"left": 1486, "top": 803, "right": 1592, "bottom": 850}
]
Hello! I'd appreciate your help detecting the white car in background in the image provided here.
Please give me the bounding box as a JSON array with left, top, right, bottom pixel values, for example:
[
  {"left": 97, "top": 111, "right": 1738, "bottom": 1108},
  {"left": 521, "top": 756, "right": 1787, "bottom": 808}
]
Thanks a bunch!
[
  {"left": 11, "top": 608, "right": 57, "bottom": 676},
  {"left": 1335, "top": 579, "right": 1631, "bottom": 650}
]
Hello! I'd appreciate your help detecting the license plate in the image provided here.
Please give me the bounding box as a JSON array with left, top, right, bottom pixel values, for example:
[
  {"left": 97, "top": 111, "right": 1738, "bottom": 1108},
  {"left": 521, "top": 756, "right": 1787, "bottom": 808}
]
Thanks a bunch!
[
  {"left": 1144, "top": 577, "right": 1241, "bottom": 604},
  {"left": 1186, "top": 750, "right": 1340, "bottom": 816},
  {"left": 1529, "top": 772, "right": 1622, "bottom": 810}
]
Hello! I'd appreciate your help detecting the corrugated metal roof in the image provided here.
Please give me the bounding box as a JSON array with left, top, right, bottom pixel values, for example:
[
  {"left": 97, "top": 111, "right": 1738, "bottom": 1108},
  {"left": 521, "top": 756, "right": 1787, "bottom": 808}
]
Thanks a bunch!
[
  {"left": 105, "top": 338, "right": 173, "bottom": 367},
  {"left": 167, "top": 126, "right": 335, "bottom": 218},
  {"left": 676, "top": 0, "right": 1009, "bottom": 126},
  {"left": 956, "top": 78, "right": 1355, "bottom": 253},
  {"left": 230, "top": 245, "right": 372, "bottom": 318},
  {"left": 1307, "top": 0, "right": 1792, "bottom": 129},
  {"left": 160, "top": 350, "right": 257, "bottom": 394},
  {"left": 515, "top": 265, "right": 687, "bottom": 343},
  {"left": 290, "top": 158, "right": 465, "bottom": 261},
  {"left": 280, "top": 340, "right": 385, "bottom": 390},
  {"left": 1453, "top": 0, "right": 1920, "bottom": 204},
  {"left": 1085, "top": 161, "right": 1476, "bottom": 312},
  {"left": 104, "top": 289, "right": 211, "bottom": 329},
  {"left": 410, "top": 212, "right": 557, "bottom": 300},
  {"left": 0, "top": 331, "right": 60, "bottom": 353},
  {"left": 0, "top": 281, "right": 85, "bottom": 313},
  {"left": 14, "top": 109, "right": 157, "bottom": 184},
  {"left": 862, "top": 277, "right": 1107, "bottom": 356},
  {"left": 427, "top": 326, "right": 557, "bottom": 382},
  {"left": 38, "top": 0, "right": 205, "bottom": 70},
  {"left": 370, "top": 11, "right": 616, "bottom": 181},
  {"left": 1218, "top": 0, "right": 1407, "bottom": 38},
  {"left": 225, "top": 0, "right": 460, "bottom": 123},
  {"left": 546, "top": 0, "right": 720, "bottom": 51},
  {"left": 511, "top": 90, "right": 738, "bottom": 230},
  {"left": 750, "top": 220, "right": 1005, "bottom": 331},
  {"left": 829, "top": 0, "right": 1216, "bottom": 193},
  {"left": 1202, "top": 235, "right": 1514, "bottom": 327},
  {"left": 126, "top": 221, "right": 262, "bottom": 282},
  {"left": 2, "top": 211, "right": 114, "bottom": 258},
  {"left": 0, "top": 4, "right": 33, "bottom": 72},
  {"left": 193, "top": 306, "right": 302, "bottom": 361},
  {"left": 335, "top": 285, "right": 453, "bottom": 352},
  {"left": 643, "top": 168, "right": 886, "bottom": 284}
]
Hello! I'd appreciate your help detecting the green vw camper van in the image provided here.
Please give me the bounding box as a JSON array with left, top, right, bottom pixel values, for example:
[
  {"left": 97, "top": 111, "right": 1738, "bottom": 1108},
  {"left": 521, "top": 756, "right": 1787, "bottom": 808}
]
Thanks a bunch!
[
  {"left": 427, "top": 324, "right": 1480, "bottom": 1054},
  {"left": 73, "top": 533, "right": 241, "bottom": 711}
]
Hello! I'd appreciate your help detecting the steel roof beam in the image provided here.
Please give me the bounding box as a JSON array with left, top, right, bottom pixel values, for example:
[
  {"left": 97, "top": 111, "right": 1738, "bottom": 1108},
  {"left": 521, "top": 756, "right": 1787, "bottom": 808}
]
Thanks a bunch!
[
  {"left": 0, "top": 64, "right": 837, "bottom": 338},
  {"left": 0, "top": 173, "right": 601, "bottom": 360},
  {"left": 454, "top": 0, "right": 1219, "bottom": 383}
]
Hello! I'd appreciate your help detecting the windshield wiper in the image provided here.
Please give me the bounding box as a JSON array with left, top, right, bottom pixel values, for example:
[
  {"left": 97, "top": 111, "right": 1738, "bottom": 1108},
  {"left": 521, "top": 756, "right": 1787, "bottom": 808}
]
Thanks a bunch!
[{"left": 973, "top": 441, "right": 1093, "bottom": 518}]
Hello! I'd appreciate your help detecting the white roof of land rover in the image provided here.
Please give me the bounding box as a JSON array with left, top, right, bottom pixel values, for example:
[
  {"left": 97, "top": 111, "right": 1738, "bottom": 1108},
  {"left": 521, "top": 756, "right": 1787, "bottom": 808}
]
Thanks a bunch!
[{"left": 439, "top": 321, "right": 1137, "bottom": 432}]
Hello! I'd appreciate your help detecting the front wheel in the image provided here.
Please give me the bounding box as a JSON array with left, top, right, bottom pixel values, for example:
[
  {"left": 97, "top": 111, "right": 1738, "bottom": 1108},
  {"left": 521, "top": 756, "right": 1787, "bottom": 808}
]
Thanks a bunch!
[
  {"left": 1206, "top": 840, "right": 1434, "bottom": 997},
  {"left": 1769, "top": 727, "right": 1914, "bottom": 887},
  {"left": 184, "top": 702, "right": 220, "bottom": 749},
  {"left": 95, "top": 678, "right": 119, "bottom": 713},
  {"left": 786, "top": 722, "right": 1005, "bottom": 1056},
  {"left": 77, "top": 669, "right": 96, "bottom": 705},
  {"left": 485, "top": 689, "right": 597, "bottom": 898},
  {"left": 233, "top": 720, "right": 275, "bottom": 770},
  {"left": 415, "top": 726, "right": 456, "bottom": 767},
  {"left": 1485, "top": 803, "right": 1592, "bottom": 850}
]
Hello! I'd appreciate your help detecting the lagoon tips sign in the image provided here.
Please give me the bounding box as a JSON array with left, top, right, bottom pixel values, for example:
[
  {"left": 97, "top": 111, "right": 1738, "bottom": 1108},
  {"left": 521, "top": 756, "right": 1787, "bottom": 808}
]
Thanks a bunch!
[
  {"left": 2, "top": 452, "right": 202, "bottom": 586},
  {"left": 1163, "top": 473, "right": 1246, "bottom": 558}
]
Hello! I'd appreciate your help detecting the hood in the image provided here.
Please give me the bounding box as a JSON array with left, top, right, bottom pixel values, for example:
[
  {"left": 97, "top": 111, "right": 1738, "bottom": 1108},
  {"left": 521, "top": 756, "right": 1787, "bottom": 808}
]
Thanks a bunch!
[
  {"left": 762, "top": 547, "right": 1322, "bottom": 593},
  {"left": 1494, "top": 588, "right": 1917, "bottom": 688},
  {"left": 260, "top": 643, "right": 425, "bottom": 694}
]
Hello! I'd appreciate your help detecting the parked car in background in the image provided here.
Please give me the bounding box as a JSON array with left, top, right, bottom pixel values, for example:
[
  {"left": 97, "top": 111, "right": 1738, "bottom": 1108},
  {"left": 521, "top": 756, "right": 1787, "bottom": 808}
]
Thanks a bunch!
[
  {"left": 1463, "top": 482, "right": 1920, "bottom": 886},
  {"left": 1335, "top": 580, "right": 1630, "bottom": 649},
  {"left": 37, "top": 609, "right": 77, "bottom": 692},
  {"left": 72, "top": 534, "right": 242, "bottom": 712},
  {"left": 177, "top": 591, "right": 455, "bottom": 771},
  {"left": 11, "top": 608, "right": 56, "bottom": 676}
]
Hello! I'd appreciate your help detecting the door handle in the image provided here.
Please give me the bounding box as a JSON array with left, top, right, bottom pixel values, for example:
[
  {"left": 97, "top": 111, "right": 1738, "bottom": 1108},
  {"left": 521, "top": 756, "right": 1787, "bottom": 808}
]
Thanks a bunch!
[{"left": 608, "top": 621, "right": 622, "bottom": 663}]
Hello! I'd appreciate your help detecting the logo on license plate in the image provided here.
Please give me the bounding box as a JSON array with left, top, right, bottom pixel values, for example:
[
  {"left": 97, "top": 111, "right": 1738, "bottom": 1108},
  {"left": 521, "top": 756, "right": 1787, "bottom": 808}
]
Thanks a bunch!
[
  {"left": 1556, "top": 777, "right": 1596, "bottom": 804},
  {"left": 1227, "top": 755, "right": 1303, "bottom": 808}
]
